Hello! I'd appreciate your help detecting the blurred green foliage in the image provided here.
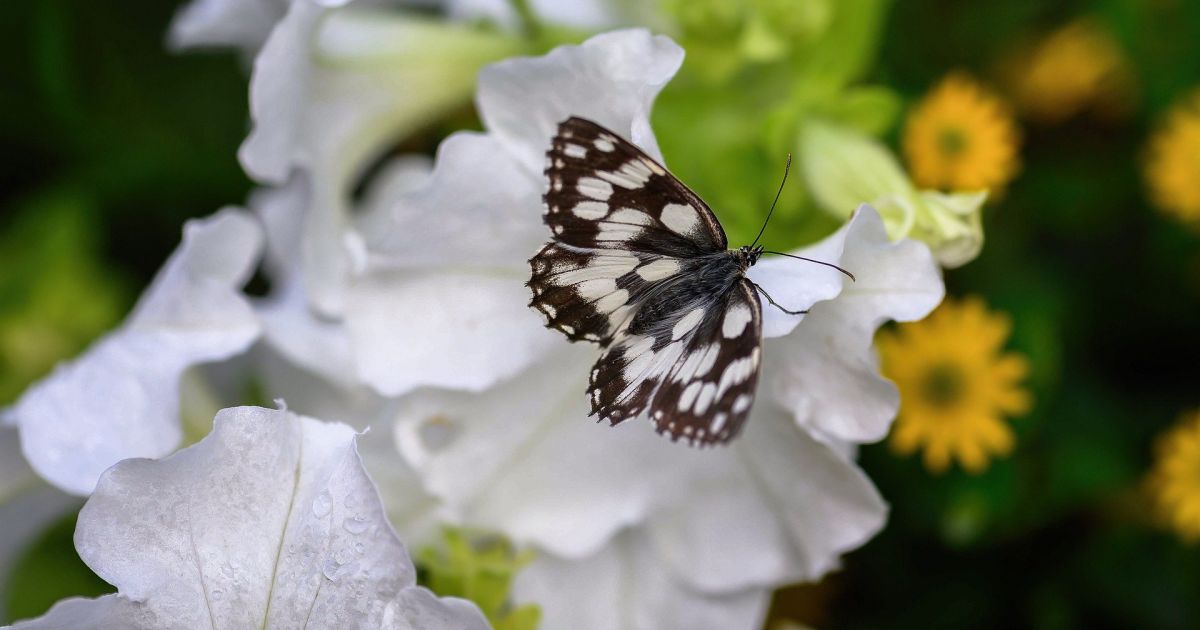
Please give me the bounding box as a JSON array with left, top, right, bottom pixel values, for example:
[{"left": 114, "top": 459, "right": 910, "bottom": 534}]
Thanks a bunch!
[
  {"left": 0, "top": 193, "right": 127, "bottom": 404},
  {"left": 418, "top": 528, "right": 541, "bottom": 630},
  {"left": 4, "top": 514, "right": 113, "bottom": 622}
]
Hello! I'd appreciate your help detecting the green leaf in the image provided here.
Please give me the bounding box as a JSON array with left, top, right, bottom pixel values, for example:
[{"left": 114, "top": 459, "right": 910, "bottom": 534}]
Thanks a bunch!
[
  {"left": 4, "top": 512, "right": 113, "bottom": 623},
  {"left": 417, "top": 528, "right": 541, "bottom": 630},
  {"left": 0, "top": 191, "right": 129, "bottom": 405}
]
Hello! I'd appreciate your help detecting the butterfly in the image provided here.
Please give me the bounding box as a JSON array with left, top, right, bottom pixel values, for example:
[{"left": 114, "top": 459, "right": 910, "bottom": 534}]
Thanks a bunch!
[{"left": 527, "top": 117, "right": 852, "bottom": 446}]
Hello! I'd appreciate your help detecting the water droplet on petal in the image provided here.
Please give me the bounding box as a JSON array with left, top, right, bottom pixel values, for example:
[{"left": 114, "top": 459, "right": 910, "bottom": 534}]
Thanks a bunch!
[
  {"left": 312, "top": 490, "right": 333, "bottom": 518},
  {"left": 343, "top": 514, "right": 369, "bottom": 535}
]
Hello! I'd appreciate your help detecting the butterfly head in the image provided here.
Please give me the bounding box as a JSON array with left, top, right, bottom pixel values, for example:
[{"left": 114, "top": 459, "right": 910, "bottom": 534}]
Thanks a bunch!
[{"left": 736, "top": 244, "right": 765, "bottom": 270}]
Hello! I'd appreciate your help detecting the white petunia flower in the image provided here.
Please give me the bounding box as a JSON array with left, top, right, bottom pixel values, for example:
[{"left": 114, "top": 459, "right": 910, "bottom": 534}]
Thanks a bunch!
[
  {"left": 168, "top": 0, "right": 295, "bottom": 54},
  {"left": 5, "top": 406, "right": 489, "bottom": 630},
  {"left": 238, "top": 0, "right": 524, "bottom": 316},
  {"left": 346, "top": 29, "right": 944, "bottom": 628},
  {"left": 3, "top": 210, "right": 263, "bottom": 496}
]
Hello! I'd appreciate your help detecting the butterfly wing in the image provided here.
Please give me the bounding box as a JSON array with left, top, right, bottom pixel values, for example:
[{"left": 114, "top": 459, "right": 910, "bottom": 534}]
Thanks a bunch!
[
  {"left": 542, "top": 116, "right": 727, "bottom": 256},
  {"left": 529, "top": 117, "right": 728, "bottom": 344},
  {"left": 588, "top": 278, "right": 763, "bottom": 446}
]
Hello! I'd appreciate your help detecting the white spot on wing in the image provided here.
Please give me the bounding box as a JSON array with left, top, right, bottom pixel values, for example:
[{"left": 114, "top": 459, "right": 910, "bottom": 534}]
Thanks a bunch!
[
  {"left": 597, "top": 160, "right": 652, "bottom": 189},
  {"left": 641, "top": 158, "right": 666, "bottom": 176},
  {"left": 636, "top": 258, "right": 680, "bottom": 281},
  {"left": 596, "top": 223, "right": 642, "bottom": 241},
  {"left": 594, "top": 138, "right": 615, "bottom": 152},
  {"left": 576, "top": 278, "right": 616, "bottom": 301},
  {"left": 694, "top": 382, "right": 717, "bottom": 414},
  {"left": 660, "top": 203, "right": 700, "bottom": 235},
  {"left": 732, "top": 394, "right": 752, "bottom": 414},
  {"left": 672, "top": 307, "right": 705, "bottom": 340},
  {"left": 577, "top": 177, "right": 614, "bottom": 201},
  {"left": 695, "top": 344, "right": 720, "bottom": 378},
  {"left": 596, "top": 289, "right": 629, "bottom": 313},
  {"left": 679, "top": 381, "right": 702, "bottom": 411},
  {"left": 572, "top": 201, "right": 609, "bottom": 220},
  {"left": 564, "top": 143, "right": 587, "bottom": 159},
  {"left": 608, "top": 208, "right": 654, "bottom": 225},
  {"left": 722, "top": 304, "right": 753, "bottom": 338}
]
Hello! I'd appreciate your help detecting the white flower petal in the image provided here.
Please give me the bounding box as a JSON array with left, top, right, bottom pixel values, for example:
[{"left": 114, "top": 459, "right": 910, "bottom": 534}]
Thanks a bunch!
[
  {"left": 249, "top": 345, "right": 451, "bottom": 546},
  {"left": 477, "top": 28, "right": 683, "bottom": 173},
  {"left": 647, "top": 401, "right": 888, "bottom": 592},
  {"left": 168, "top": 0, "right": 293, "bottom": 53},
  {"left": 241, "top": 4, "right": 521, "bottom": 314},
  {"left": 257, "top": 275, "right": 361, "bottom": 389},
  {"left": 8, "top": 209, "right": 262, "bottom": 495},
  {"left": 8, "top": 594, "right": 145, "bottom": 629},
  {"left": 348, "top": 269, "right": 557, "bottom": 396},
  {"left": 392, "top": 348, "right": 684, "bottom": 557},
  {"left": 362, "top": 133, "right": 543, "bottom": 268},
  {"left": 769, "top": 205, "right": 944, "bottom": 443},
  {"left": 513, "top": 529, "right": 771, "bottom": 630},
  {"left": 11, "top": 406, "right": 488, "bottom": 629},
  {"left": 448, "top": 0, "right": 622, "bottom": 30},
  {"left": 747, "top": 214, "right": 861, "bottom": 338}
]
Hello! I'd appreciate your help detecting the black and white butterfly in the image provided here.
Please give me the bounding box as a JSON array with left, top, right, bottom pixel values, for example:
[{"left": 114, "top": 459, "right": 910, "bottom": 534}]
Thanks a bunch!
[{"left": 527, "top": 117, "right": 852, "bottom": 447}]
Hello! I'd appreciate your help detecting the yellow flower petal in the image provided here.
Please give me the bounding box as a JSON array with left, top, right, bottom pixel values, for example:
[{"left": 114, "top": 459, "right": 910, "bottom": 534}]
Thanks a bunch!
[
  {"left": 879, "top": 296, "right": 1032, "bottom": 475},
  {"left": 904, "top": 72, "right": 1021, "bottom": 193},
  {"left": 1145, "top": 410, "right": 1200, "bottom": 543}
]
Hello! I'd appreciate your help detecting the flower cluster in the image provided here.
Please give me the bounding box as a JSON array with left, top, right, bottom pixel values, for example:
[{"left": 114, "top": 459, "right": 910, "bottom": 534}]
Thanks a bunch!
[{"left": 1, "top": 2, "right": 959, "bottom": 628}]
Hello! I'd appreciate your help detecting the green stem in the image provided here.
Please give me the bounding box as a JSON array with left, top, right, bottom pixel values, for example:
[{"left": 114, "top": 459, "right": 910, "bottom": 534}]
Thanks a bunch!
[{"left": 506, "top": 0, "right": 542, "bottom": 40}]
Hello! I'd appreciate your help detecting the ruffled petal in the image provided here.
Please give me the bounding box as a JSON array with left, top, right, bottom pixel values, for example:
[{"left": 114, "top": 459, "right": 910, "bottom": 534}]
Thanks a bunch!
[
  {"left": 768, "top": 206, "right": 944, "bottom": 443},
  {"left": 392, "top": 347, "right": 688, "bottom": 558},
  {"left": 513, "top": 529, "right": 771, "bottom": 630},
  {"left": 7, "top": 209, "right": 262, "bottom": 495},
  {"left": 242, "top": 4, "right": 521, "bottom": 314},
  {"left": 168, "top": 0, "right": 296, "bottom": 53},
  {"left": 477, "top": 28, "right": 683, "bottom": 174},
  {"left": 647, "top": 400, "right": 888, "bottom": 592},
  {"left": 10, "top": 406, "right": 487, "bottom": 629}
]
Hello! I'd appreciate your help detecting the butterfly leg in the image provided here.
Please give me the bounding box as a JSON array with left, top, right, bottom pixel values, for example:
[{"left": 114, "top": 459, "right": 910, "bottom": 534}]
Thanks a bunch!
[{"left": 752, "top": 282, "right": 807, "bottom": 315}]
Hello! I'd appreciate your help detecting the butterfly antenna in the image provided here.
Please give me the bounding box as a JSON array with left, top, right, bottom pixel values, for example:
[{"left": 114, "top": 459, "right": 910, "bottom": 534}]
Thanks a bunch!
[
  {"left": 750, "top": 153, "right": 792, "bottom": 248},
  {"left": 763, "top": 251, "right": 856, "bottom": 282}
]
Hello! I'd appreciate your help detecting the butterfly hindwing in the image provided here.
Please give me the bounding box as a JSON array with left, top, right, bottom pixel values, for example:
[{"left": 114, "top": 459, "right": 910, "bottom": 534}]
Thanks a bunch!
[
  {"left": 528, "top": 244, "right": 682, "bottom": 344},
  {"left": 588, "top": 276, "right": 763, "bottom": 446}
]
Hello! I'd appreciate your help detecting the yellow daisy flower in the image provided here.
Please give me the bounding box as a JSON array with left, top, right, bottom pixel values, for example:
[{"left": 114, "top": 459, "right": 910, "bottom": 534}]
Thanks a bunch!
[
  {"left": 1008, "top": 18, "right": 1135, "bottom": 124},
  {"left": 903, "top": 73, "right": 1021, "bottom": 193},
  {"left": 1145, "top": 90, "right": 1200, "bottom": 224},
  {"left": 878, "top": 296, "right": 1032, "bottom": 474},
  {"left": 1145, "top": 410, "right": 1200, "bottom": 542}
]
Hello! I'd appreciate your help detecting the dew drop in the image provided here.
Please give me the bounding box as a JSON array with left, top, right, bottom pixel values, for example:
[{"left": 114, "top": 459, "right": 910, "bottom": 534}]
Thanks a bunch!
[
  {"left": 312, "top": 490, "right": 333, "bottom": 518},
  {"left": 322, "top": 557, "right": 360, "bottom": 582},
  {"left": 343, "top": 514, "right": 369, "bottom": 535}
]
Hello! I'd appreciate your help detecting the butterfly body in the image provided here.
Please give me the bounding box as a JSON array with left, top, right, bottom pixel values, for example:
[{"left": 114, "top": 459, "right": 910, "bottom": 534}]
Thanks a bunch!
[{"left": 528, "top": 117, "right": 767, "bottom": 446}]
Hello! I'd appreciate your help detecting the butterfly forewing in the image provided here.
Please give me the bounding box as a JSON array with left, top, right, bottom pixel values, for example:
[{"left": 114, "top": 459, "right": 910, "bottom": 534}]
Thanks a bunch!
[
  {"left": 528, "top": 116, "right": 765, "bottom": 446},
  {"left": 542, "top": 117, "right": 727, "bottom": 255}
]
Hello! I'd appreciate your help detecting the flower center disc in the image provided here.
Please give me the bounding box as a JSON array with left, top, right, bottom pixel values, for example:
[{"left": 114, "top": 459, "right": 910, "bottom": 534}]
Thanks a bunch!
[
  {"left": 921, "top": 362, "right": 967, "bottom": 408},
  {"left": 937, "top": 127, "right": 969, "bottom": 157}
]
